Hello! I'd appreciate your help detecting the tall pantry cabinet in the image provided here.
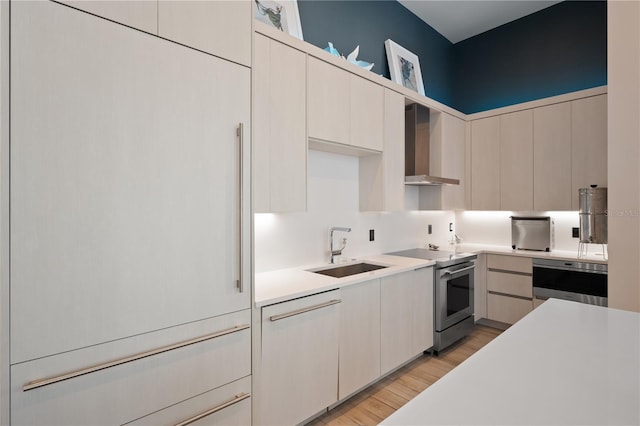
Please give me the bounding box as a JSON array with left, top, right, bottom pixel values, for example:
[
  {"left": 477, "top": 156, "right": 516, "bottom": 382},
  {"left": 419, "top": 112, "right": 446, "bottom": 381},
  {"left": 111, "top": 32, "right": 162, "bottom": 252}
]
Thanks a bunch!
[{"left": 3, "top": 1, "right": 252, "bottom": 424}]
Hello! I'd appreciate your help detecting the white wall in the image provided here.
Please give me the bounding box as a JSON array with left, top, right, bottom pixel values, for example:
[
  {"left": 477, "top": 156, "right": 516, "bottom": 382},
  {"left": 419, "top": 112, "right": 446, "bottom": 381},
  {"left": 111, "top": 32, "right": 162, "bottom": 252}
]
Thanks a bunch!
[
  {"left": 455, "top": 210, "right": 587, "bottom": 254},
  {"left": 607, "top": 0, "right": 640, "bottom": 312},
  {"left": 254, "top": 150, "right": 455, "bottom": 273}
]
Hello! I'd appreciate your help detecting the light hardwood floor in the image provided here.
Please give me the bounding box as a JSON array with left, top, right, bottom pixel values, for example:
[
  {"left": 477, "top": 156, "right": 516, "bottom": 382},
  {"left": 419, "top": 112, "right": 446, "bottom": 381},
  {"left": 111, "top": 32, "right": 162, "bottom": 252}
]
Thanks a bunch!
[{"left": 306, "top": 325, "right": 503, "bottom": 425}]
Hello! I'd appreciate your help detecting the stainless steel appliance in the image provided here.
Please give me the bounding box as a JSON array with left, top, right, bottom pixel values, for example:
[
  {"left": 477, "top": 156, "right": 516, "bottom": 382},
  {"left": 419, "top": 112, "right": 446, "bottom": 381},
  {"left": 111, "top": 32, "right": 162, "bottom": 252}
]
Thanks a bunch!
[
  {"left": 578, "top": 186, "right": 608, "bottom": 259},
  {"left": 511, "top": 216, "right": 551, "bottom": 251},
  {"left": 386, "top": 248, "right": 477, "bottom": 353},
  {"left": 533, "top": 258, "right": 608, "bottom": 306}
]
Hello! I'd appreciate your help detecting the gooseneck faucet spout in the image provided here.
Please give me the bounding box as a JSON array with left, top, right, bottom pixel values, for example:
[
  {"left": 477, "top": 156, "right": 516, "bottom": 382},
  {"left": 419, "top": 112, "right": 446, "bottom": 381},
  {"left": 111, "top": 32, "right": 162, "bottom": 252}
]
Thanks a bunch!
[{"left": 330, "top": 227, "right": 351, "bottom": 263}]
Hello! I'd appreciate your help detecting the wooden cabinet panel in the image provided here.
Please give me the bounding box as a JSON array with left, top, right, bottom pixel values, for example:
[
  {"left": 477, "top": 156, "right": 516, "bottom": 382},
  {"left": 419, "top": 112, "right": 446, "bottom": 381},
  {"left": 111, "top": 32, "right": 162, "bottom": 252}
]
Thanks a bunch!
[
  {"left": 158, "top": 0, "right": 251, "bottom": 67},
  {"left": 486, "top": 270, "right": 532, "bottom": 298},
  {"left": 59, "top": 0, "right": 158, "bottom": 34},
  {"left": 487, "top": 293, "right": 533, "bottom": 325},
  {"left": 471, "top": 116, "right": 500, "bottom": 210},
  {"left": 487, "top": 255, "right": 532, "bottom": 274},
  {"left": 127, "top": 376, "right": 251, "bottom": 426},
  {"left": 253, "top": 34, "right": 306, "bottom": 213},
  {"left": 11, "top": 1, "right": 250, "bottom": 362},
  {"left": 534, "top": 102, "right": 572, "bottom": 210},
  {"left": 571, "top": 94, "right": 608, "bottom": 209},
  {"left": 259, "top": 290, "right": 340, "bottom": 426},
  {"left": 339, "top": 279, "right": 381, "bottom": 399},
  {"left": 11, "top": 310, "right": 251, "bottom": 426},
  {"left": 412, "top": 267, "right": 434, "bottom": 354},
  {"left": 500, "top": 110, "right": 533, "bottom": 210},
  {"left": 440, "top": 113, "right": 467, "bottom": 210},
  {"left": 381, "top": 271, "right": 415, "bottom": 374},
  {"left": 350, "top": 75, "right": 384, "bottom": 151},
  {"left": 307, "top": 57, "right": 350, "bottom": 145}
]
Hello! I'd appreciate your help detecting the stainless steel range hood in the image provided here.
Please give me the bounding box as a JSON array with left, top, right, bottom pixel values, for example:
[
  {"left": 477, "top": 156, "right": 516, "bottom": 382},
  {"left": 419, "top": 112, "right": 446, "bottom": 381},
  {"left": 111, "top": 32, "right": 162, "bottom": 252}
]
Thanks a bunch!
[{"left": 404, "top": 103, "right": 460, "bottom": 186}]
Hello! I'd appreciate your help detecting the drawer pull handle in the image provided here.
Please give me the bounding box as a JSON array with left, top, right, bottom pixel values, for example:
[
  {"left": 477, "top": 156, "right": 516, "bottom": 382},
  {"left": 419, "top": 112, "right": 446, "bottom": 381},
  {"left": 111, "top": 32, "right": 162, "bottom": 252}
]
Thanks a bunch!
[
  {"left": 174, "top": 392, "right": 250, "bottom": 426},
  {"left": 23, "top": 324, "right": 250, "bottom": 392},
  {"left": 269, "top": 299, "right": 342, "bottom": 322}
]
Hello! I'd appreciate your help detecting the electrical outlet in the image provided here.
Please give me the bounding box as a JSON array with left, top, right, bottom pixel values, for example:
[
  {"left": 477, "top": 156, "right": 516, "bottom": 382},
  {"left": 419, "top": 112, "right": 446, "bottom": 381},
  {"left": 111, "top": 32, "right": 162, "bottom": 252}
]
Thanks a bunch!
[
  {"left": 428, "top": 224, "right": 432, "bottom": 234},
  {"left": 572, "top": 227, "right": 579, "bottom": 238},
  {"left": 369, "top": 229, "right": 375, "bottom": 241},
  {"left": 449, "top": 222, "right": 454, "bottom": 232}
]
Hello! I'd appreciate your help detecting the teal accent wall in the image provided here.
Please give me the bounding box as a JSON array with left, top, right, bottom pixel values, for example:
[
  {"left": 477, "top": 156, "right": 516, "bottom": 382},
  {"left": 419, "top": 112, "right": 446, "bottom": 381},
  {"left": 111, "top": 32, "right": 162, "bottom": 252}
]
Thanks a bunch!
[{"left": 296, "top": 0, "right": 607, "bottom": 114}]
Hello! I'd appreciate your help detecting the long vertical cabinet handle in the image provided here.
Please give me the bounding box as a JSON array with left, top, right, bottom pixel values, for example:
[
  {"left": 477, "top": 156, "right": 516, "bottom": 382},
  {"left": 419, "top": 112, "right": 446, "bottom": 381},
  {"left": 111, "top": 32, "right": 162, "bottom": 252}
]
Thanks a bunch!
[{"left": 236, "top": 123, "right": 244, "bottom": 293}]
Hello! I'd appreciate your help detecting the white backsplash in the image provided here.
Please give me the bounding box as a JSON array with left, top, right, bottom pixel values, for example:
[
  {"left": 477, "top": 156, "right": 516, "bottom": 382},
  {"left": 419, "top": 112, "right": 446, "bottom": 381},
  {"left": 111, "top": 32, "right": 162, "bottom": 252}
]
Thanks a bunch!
[
  {"left": 254, "top": 150, "right": 455, "bottom": 273},
  {"left": 455, "top": 210, "right": 582, "bottom": 253}
]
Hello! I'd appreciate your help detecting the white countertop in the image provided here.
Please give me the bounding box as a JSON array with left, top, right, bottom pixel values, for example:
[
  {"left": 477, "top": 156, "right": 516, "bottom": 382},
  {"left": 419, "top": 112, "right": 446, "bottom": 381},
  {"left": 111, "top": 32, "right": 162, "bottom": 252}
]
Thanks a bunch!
[
  {"left": 382, "top": 299, "right": 640, "bottom": 425},
  {"left": 456, "top": 243, "right": 609, "bottom": 264},
  {"left": 254, "top": 254, "right": 435, "bottom": 307}
]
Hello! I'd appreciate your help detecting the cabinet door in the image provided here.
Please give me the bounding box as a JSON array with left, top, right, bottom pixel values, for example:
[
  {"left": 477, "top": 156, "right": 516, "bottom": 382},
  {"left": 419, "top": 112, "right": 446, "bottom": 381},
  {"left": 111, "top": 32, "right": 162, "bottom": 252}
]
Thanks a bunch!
[
  {"left": 158, "top": 0, "right": 251, "bottom": 67},
  {"left": 259, "top": 290, "right": 340, "bottom": 426},
  {"left": 11, "top": 1, "right": 250, "bottom": 362},
  {"left": 412, "top": 267, "right": 434, "bottom": 354},
  {"left": 59, "top": 0, "right": 157, "bottom": 34},
  {"left": 307, "top": 57, "right": 350, "bottom": 145},
  {"left": 253, "top": 34, "right": 306, "bottom": 213},
  {"left": 534, "top": 103, "right": 572, "bottom": 210},
  {"left": 500, "top": 110, "right": 533, "bottom": 210},
  {"left": 487, "top": 293, "right": 533, "bottom": 325},
  {"left": 471, "top": 116, "right": 501, "bottom": 210},
  {"left": 383, "top": 89, "right": 406, "bottom": 211},
  {"left": 571, "top": 94, "right": 608, "bottom": 209},
  {"left": 440, "top": 113, "right": 467, "bottom": 210},
  {"left": 339, "top": 279, "right": 381, "bottom": 399},
  {"left": 350, "top": 74, "right": 384, "bottom": 151},
  {"left": 381, "top": 271, "right": 414, "bottom": 374}
]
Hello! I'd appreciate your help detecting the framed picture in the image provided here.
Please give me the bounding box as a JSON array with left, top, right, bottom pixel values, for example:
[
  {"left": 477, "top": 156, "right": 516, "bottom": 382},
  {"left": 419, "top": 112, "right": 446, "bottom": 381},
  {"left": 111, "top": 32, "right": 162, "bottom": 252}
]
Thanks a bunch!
[
  {"left": 254, "top": 0, "right": 304, "bottom": 41},
  {"left": 384, "top": 39, "right": 425, "bottom": 96}
]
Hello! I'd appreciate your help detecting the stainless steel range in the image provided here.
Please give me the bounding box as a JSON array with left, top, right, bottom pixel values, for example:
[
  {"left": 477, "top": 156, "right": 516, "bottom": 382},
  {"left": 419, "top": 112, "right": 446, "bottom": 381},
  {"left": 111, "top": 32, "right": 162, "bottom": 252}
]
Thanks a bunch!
[{"left": 387, "top": 248, "right": 477, "bottom": 353}]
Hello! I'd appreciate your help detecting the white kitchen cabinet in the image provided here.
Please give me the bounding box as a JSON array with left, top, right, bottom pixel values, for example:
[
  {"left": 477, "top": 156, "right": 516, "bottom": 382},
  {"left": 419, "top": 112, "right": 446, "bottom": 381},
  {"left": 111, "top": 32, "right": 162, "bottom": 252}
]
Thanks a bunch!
[
  {"left": 127, "top": 376, "right": 251, "bottom": 426},
  {"left": 571, "top": 94, "right": 608, "bottom": 209},
  {"left": 470, "top": 116, "right": 500, "bottom": 210},
  {"left": 58, "top": 0, "right": 158, "bottom": 34},
  {"left": 158, "top": 0, "right": 251, "bottom": 67},
  {"left": 307, "top": 56, "right": 384, "bottom": 152},
  {"left": 350, "top": 74, "right": 384, "bottom": 151},
  {"left": 486, "top": 255, "right": 533, "bottom": 325},
  {"left": 253, "top": 34, "right": 306, "bottom": 213},
  {"left": 11, "top": 0, "right": 250, "bottom": 362},
  {"left": 307, "top": 57, "right": 350, "bottom": 146},
  {"left": 259, "top": 290, "right": 340, "bottom": 426},
  {"left": 381, "top": 268, "right": 433, "bottom": 374},
  {"left": 339, "top": 279, "right": 381, "bottom": 399},
  {"left": 533, "top": 102, "right": 572, "bottom": 210},
  {"left": 11, "top": 310, "right": 251, "bottom": 425},
  {"left": 500, "top": 109, "right": 533, "bottom": 210},
  {"left": 360, "top": 88, "right": 405, "bottom": 211}
]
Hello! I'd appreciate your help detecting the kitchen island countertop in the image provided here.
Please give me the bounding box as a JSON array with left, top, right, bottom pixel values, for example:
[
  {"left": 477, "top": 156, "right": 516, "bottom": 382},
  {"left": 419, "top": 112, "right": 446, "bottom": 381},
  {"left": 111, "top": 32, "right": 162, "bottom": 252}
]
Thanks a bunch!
[{"left": 381, "top": 298, "right": 640, "bottom": 425}]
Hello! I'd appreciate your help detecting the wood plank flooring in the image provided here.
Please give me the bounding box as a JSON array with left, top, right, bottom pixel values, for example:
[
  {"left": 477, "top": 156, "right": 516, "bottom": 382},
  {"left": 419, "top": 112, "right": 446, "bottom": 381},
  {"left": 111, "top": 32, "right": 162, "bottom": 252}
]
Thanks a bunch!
[{"left": 306, "top": 325, "right": 503, "bottom": 426}]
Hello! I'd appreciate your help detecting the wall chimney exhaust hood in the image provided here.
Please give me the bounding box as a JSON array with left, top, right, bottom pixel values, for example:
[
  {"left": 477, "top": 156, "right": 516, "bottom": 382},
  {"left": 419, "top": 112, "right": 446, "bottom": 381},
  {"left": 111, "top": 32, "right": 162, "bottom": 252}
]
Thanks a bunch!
[{"left": 404, "top": 103, "right": 460, "bottom": 186}]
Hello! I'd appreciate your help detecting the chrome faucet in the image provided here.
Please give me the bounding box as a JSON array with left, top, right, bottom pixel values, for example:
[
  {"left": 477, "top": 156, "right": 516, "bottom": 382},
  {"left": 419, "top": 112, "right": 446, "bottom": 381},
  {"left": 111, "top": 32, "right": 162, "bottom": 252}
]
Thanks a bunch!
[{"left": 329, "top": 227, "right": 351, "bottom": 263}]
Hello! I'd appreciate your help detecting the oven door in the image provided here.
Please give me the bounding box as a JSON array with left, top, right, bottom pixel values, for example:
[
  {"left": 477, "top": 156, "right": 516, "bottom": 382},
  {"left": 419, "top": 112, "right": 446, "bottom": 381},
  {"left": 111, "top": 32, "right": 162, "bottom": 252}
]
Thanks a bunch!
[{"left": 435, "top": 262, "right": 475, "bottom": 331}]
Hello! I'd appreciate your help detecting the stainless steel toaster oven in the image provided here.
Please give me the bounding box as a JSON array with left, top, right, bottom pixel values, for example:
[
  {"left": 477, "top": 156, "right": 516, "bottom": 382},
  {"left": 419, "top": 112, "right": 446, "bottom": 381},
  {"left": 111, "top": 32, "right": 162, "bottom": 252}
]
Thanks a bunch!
[{"left": 511, "top": 216, "right": 551, "bottom": 252}]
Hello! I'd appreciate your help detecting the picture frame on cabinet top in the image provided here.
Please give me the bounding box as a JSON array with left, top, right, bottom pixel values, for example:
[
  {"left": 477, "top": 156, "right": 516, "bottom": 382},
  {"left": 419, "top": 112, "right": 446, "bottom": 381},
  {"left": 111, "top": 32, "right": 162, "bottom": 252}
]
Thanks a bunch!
[
  {"left": 385, "top": 39, "right": 425, "bottom": 96},
  {"left": 253, "top": 0, "right": 304, "bottom": 40}
]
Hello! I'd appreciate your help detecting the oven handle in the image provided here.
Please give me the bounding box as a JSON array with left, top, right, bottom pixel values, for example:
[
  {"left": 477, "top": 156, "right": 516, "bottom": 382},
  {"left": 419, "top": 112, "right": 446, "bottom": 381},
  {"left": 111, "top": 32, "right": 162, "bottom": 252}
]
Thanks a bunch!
[{"left": 441, "top": 265, "right": 475, "bottom": 276}]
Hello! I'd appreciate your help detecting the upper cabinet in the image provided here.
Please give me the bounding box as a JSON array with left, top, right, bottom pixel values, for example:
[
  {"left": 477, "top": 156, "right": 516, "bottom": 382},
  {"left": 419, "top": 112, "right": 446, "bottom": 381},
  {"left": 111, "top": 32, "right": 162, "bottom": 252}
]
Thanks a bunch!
[
  {"left": 307, "top": 57, "right": 384, "bottom": 152},
  {"left": 571, "top": 94, "right": 608, "bottom": 209},
  {"left": 500, "top": 110, "right": 533, "bottom": 211},
  {"left": 158, "top": 0, "right": 251, "bottom": 67},
  {"left": 253, "top": 34, "right": 307, "bottom": 213},
  {"left": 58, "top": 0, "right": 158, "bottom": 34},
  {"left": 470, "top": 116, "right": 501, "bottom": 210},
  {"left": 533, "top": 102, "right": 572, "bottom": 210}
]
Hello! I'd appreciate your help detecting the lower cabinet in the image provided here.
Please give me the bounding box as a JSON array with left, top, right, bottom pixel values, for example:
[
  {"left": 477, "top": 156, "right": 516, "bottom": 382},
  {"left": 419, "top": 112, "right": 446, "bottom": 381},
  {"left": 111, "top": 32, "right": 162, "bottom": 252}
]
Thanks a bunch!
[
  {"left": 11, "top": 310, "right": 251, "bottom": 426},
  {"left": 259, "top": 290, "right": 341, "bottom": 426},
  {"left": 339, "top": 279, "right": 381, "bottom": 400},
  {"left": 486, "top": 255, "right": 533, "bottom": 325},
  {"left": 381, "top": 268, "right": 434, "bottom": 374}
]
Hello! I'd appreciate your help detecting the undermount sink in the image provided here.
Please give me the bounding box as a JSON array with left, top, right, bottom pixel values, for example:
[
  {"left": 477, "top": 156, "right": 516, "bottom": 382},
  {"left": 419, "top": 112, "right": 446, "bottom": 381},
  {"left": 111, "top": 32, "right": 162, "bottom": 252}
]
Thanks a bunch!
[{"left": 310, "top": 262, "right": 388, "bottom": 278}]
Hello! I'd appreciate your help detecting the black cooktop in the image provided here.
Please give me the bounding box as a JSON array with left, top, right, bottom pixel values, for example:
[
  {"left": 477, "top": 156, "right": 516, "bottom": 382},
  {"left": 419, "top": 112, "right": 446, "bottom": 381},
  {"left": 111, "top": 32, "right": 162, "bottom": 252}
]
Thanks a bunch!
[{"left": 386, "top": 248, "right": 477, "bottom": 268}]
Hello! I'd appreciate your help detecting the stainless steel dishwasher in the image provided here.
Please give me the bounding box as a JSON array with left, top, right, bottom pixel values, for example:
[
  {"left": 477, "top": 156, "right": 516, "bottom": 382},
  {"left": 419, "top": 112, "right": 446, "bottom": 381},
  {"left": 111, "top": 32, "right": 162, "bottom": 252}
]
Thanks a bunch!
[{"left": 532, "top": 258, "right": 608, "bottom": 306}]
